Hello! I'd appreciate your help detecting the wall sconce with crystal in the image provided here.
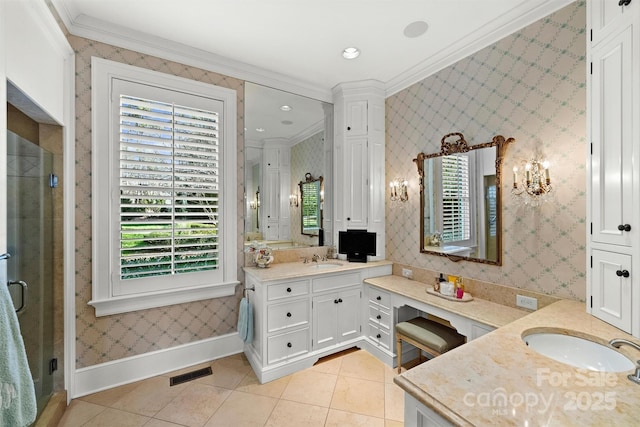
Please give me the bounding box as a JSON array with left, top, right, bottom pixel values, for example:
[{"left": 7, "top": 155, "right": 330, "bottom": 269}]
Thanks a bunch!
[
  {"left": 389, "top": 178, "right": 408, "bottom": 203},
  {"left": 250, "top": 187, "right": 260, "bottom": 210},
  {"left": 512, "top": 159, "right": 552, "bottom": 207},
  {"left": 289, "top": 193, "right": 299, "bottom": 207}
]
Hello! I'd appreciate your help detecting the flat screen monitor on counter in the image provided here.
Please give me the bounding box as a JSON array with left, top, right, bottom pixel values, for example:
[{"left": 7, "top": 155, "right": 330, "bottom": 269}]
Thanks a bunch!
[{"left": 338, "top": 230, "right": 376, "bottom": 263}]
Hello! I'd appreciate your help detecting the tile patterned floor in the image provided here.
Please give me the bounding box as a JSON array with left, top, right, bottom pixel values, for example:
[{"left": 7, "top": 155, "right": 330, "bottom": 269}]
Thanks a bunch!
[{"left": 58, "top": 349, "right": 408, "bottom": 427}]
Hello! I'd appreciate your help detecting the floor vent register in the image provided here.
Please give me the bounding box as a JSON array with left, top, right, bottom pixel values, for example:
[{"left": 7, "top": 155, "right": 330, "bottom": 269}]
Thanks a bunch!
[{"left": 169, "top": 366, "right": 213, "bottom": 386}]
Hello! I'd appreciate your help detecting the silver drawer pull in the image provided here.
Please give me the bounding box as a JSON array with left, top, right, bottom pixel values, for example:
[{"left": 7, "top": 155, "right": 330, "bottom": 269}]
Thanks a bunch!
[{"left": 0, "top": 253, "right": 11, "bottom": 260}]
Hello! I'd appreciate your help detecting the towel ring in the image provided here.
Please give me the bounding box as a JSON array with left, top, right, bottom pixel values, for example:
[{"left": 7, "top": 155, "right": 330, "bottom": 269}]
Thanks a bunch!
[{"left": 244, "top": 285, "right": 255, "bottom": 298}]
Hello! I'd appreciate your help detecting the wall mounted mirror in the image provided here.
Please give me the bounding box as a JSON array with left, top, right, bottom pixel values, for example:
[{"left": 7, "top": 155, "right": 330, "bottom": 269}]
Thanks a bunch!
[
  {"left": 414, "top": 133, "right": 514, "bottom": 264},
  {"left": 299, "top": 173, "right": 323, "bottom": 235},
  {"left": 244, "top": 82, "right": 332, "bottom": 249}
]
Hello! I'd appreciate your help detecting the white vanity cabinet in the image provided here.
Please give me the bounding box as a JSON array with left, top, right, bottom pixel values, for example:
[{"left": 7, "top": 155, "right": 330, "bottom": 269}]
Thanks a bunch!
[
  {"left": 312, "top": 286, "right": 361, "bottom": 350},
  {"left": 587, "top": 0, "right": 640, "bottom": 337},
  {"left": 365, "top": 287, "right": 392, "bottom": 352},
  {"left": 246, "top": 276, "right": 311, "bottom": 367},
  {"left": 244, "top": 262, "right": 392, "bottom": 383},
  {"left": 311, "top": 273, "right": 362, "bottom": 352}
]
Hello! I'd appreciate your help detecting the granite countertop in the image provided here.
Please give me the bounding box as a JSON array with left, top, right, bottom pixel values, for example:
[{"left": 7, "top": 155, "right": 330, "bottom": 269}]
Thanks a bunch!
[
  {"left": 243, "top": 259, "right": 392, "bottom": 282},
  {"left": 365, "top": 275, "right": 528, "bottom": 329},
  {"left": 394, "top": 299, "right": 640, "bottom": 426}
]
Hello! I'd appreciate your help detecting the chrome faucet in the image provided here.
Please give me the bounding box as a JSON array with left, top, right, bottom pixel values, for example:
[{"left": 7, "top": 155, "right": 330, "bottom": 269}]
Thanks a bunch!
[
  {"left": 312, "top": 254, "right": 320, "bottom": 263},
  {"left": 609, "top": 338, "right": 640, "bottom": 353},
  {"left": 610, "top": 338, "right": 640, "bottom": 385},
  {"left": 301, "top": 256, "right": 308, "bottom": 264}
]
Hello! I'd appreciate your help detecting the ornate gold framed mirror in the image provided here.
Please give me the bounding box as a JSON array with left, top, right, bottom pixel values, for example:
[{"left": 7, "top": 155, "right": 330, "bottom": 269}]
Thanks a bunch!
[
  {"left": 299, "top": 173, "right": 323, "bottom": 236},
  {"left": 414, "top": 133, "right": 514, "bottom": 264}
]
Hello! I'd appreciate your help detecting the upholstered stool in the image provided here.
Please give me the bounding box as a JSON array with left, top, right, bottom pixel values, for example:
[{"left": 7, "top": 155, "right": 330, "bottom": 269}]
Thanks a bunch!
[{"left": 395, "top": 317, "right": 466, "bottom": 373}]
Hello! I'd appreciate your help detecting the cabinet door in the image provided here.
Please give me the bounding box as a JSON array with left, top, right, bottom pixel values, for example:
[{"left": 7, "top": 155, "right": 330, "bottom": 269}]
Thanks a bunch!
[
  {"left": 346, "top": 100, "right": 367, "bottom": 136},
  {"left": 590, "top": 0, "right": 637, "bottom": 45},
  {"left": 344, "top": 137, "right": 368, "bottom": 228},
  {"left": 264, "top": 169, "right": 280, "bottom": 240},
  {"left": 264, "top": 148, "right": 279, "bottom": 169},
  {"left": 337, "top": 288, "right": 361, "bottom": 342},
  {"left": 312, "top": 293, "right": 338, "bottom": 350},
  {"left": 591, "top": 249, "right": 632, "bottom": 333},
  {"left": 591, "top": 26, "right": 634, "bottom": 247},
  {"left": 279, "top": 169, "right": 291, "bottom": 240}
]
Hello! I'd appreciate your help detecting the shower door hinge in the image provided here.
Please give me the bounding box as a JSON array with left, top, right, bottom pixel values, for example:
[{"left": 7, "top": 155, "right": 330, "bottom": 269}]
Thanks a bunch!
[
  {"left": 49, "top": 174, "right": 58, "bottom": 188},
  {"left": 49, "top": 358, "right": 58, "bottom": 375}
]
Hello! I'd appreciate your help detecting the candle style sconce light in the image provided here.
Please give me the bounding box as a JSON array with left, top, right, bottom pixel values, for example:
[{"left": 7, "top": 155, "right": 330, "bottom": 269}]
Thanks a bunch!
[
  {"left": 289, "top": 191, "right": 299, "bottom": 207},
  {"left": 250, "top": 187, "right": 260, "bottom": 210},
  {"left": 389, "top": 178, "right": 409, "bottom": 203},
  {"left": 512, "top": 159, "right": 552, "bottom": 207}
]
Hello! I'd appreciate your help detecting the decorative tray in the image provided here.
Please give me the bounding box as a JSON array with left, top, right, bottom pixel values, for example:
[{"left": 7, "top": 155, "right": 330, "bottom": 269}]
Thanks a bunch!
[{"left": 425, "top": 286, "right": 473, "bottom": 302}]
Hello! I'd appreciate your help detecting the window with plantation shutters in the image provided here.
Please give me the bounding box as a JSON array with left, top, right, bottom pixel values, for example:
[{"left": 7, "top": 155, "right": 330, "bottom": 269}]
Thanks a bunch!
[
  {"left": 90, "top": 58, "right": 238, "bottom": 316},
  {"left": 119, "top": 95, "right": 220, "bottom": 280},
  {"left": 441, "top": 154, "right": 471, "bottom": 243}
]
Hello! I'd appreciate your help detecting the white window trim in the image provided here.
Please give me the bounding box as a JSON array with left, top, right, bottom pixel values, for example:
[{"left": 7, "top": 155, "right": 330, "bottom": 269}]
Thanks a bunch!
[{"left": 90, "top": 57, "right": 238, "bottom": 316}]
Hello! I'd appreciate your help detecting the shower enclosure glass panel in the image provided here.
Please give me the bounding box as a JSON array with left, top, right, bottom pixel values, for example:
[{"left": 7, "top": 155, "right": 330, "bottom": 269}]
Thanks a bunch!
[{"left": 6, "top": 130, "right": 54, "bottom": 416}]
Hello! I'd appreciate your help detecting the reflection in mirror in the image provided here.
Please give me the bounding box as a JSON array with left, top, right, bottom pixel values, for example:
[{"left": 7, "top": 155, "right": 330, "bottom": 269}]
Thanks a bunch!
[
  {"left": 300, "top": 173, "right": 323, "bottom": 236},
  {"left": 244, "top": 82, "right": 333, "bottom": 249},
  {"left": 415, "top": 133, "right": 513, "bottom": 264}
]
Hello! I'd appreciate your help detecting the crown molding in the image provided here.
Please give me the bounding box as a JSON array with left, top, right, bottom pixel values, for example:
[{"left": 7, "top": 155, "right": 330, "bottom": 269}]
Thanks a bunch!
[
  {"left": 51, "top": 4, "right": 332, "bottom": 103},
  {"left": 384, "top": 0, "right": 576, "bottom": 97},
  {"left": 287, "top": 120, "right": 324, "bottom": 147},
  {"left": 52, "top": 0, "right": 574, "bottom": 101}
]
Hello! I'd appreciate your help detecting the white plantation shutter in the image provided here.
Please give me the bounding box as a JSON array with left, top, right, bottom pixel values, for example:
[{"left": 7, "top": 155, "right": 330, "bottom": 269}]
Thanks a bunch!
[
  {"left": 119, "top": 95, "right": 220, "bottom": 280},
  {"left": 441, "top": 154, "right": 471, "bottom": 242},
  {"left": 487, "top": 184, "right": 497, "bottom": 237},
  {"left": 90, "top": 58, "right": 238, "bottom": 316}
]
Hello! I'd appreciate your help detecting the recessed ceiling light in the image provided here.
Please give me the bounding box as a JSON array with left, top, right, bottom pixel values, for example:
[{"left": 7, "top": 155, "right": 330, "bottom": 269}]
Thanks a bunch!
[
  {"left": 404, "top": 21, "right": 429, "bottom": 38},
  {"left": 256, "top": 128, "right": 265, "bottom": 132},
  {"left": 280, "top": 105, "right": 292, "bottom": 112},
  {"left": 342, "top": 47, "right": 360, "bottom": 59}
]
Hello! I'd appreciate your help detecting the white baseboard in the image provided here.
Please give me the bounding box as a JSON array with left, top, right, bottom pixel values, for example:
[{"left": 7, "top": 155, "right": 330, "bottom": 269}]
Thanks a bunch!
[
  {"left": 360, "top": 339, "right": 396, "bottom": 367},
  {"left": 73, "top": 332, "right": 243, "bottom": 398}
]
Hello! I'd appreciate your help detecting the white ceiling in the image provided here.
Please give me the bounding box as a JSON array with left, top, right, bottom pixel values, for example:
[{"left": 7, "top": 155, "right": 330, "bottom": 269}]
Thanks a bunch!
[{"left": 52, "top": 0, "right": 574, "bottom": 101}]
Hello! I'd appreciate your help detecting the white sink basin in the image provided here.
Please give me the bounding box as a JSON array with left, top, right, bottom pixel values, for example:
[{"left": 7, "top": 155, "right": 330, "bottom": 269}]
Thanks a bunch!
[
  {"left": 523, "top": 331, "right": 635, "bottom": 372},
  {"left": 307, "top": 262, "right": 343, "bottom": 270}
]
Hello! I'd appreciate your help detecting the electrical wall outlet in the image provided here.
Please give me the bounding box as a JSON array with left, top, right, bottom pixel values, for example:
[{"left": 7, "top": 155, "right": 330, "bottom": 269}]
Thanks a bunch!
[
  {"left": 516, "top": 294, "right": 538, "bottom": 310},
  {"left": 402, "top": 268, "right": 413, "bottom": 279}
]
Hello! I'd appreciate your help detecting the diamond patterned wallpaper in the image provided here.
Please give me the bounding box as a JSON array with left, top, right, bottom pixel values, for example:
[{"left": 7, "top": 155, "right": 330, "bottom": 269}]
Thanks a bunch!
[
  {"left": 385, "top": 1, "right": 586, "bottom": 301},
  {"left": 70, "top": 36, "right": 245, "bottom": 368},
  {"left": 68, "top": 2, "right": 584, "bottom": 369}
]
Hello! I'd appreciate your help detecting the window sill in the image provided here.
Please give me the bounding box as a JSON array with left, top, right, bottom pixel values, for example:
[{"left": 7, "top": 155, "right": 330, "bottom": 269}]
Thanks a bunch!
[{"left": 89, "top": 280, "right": 239, "bottom": 316}]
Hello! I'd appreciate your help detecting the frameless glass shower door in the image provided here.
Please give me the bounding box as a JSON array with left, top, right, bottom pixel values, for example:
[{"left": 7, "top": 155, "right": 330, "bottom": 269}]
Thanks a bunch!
[{"left": 6, "top": 130, "right": 55, "bottom": 416}]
